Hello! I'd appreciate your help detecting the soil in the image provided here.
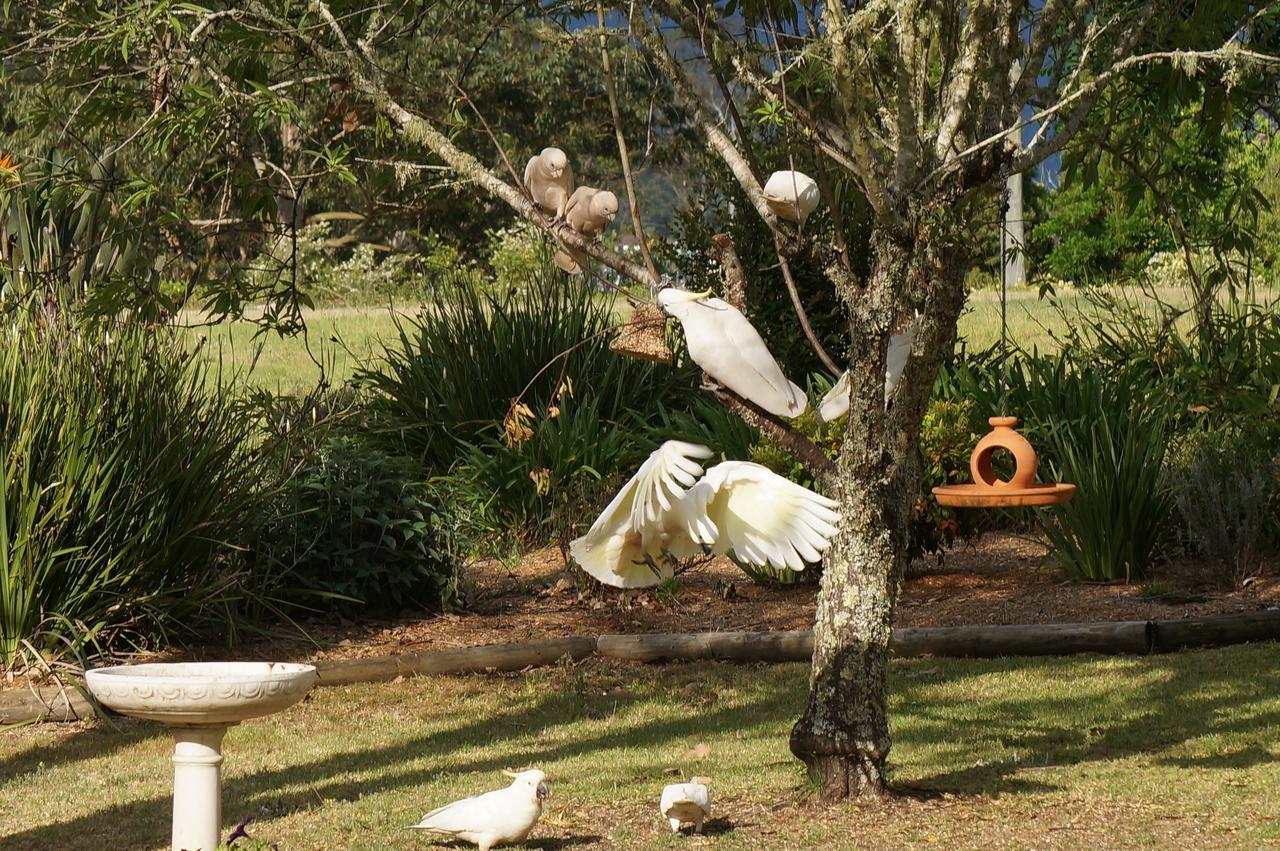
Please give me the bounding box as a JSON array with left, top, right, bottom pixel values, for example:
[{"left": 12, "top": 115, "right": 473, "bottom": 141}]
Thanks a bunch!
[{"left": 159, "top": 533, "right": 1280, "bottom": 666}]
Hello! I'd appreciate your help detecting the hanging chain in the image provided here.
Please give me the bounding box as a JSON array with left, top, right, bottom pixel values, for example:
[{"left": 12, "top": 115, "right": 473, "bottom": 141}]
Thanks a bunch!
[{"left": 998, "top": 166, "right": 1011, "bottom": 418}]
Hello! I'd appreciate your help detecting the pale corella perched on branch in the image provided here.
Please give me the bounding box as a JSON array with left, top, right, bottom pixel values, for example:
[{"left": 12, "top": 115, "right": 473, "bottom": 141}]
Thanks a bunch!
[
  {"left": 818, "top": 327, "right": 916, "bottom": 423},
  {"left": 658, "top": 287, "right": 807, "bottom": 419},
  {"left": 522, "top": 147, "right": 574, "bottom": 222},
  {"left": 763, "top": 170, "right": 820, "bottom": 226},
  {"left": 553, "top": 186, "right": 619, "bottom": 274},
  {"left": 569, "top": 441, "right": 839, "bottom": 588},
  {"left": 409, "top": 768, "right": 549, "bottom": 851}
]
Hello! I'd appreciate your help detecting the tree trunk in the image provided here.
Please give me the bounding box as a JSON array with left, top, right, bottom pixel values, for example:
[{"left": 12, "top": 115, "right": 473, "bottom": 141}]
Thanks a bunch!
[{"left": 790, "top": 229, "right": 966, "bottom": 800}]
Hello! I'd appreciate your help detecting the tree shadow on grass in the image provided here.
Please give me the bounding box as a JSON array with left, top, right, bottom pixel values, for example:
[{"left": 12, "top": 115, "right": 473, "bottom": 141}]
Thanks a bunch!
[
  {"left": 1, "top": 664, "right": 800, "bottom": 850},
  {"left": 896, "top": 644, "right": 1280, "bottom": 796}
]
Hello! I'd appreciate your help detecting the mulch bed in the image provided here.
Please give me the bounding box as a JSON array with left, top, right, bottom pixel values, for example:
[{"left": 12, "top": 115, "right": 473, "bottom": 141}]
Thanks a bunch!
[{"left": 155, "top": 533, "right": 1280, "bottom": 667}]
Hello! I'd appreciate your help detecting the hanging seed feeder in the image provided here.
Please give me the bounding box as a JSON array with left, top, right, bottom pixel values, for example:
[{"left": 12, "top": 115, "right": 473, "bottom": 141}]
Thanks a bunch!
[
  {"left": 610, "top": 302, "right": 671, "bottom": 364},
  {"left": 933, "top": 172, "right": 1075, "bottom": 510}
]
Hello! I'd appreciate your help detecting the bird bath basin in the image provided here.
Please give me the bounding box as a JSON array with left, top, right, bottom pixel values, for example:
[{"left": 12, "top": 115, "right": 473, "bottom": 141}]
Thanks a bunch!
[{"left": 85, "top": 662, "right": 317, "bottom": 851}]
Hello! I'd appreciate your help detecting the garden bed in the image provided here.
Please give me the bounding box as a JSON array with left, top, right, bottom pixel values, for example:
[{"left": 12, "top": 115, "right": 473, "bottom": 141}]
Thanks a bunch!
[{"left": 172, "top": 533, "right": 1280, "bottom": 666}]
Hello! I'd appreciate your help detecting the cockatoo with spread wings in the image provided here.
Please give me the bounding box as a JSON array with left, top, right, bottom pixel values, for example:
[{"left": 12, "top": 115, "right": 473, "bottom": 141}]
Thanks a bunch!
[
  {"left": 818, "top": 327, "right": 916, "bottom": 423},
  {"left": 410, "top": 769, "right": 549, "bottom": 851},
  {"left": 570, "top": 441, "right": 839, "bottom": 588},
  {"left": 523, "top": 147, "right": 573, "bottom": 222},
  {"left": 658, "top": 287, "right": 807, "bottom": 418},
  {"left": 764, "top": 169, "right": 820, "bottom": 226}
]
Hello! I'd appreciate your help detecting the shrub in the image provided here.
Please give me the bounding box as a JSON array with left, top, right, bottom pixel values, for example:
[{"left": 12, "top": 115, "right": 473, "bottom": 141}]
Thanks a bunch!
[
  {"left": 257, "top": 433, "right": 464, "bottom": 613},
  {"left": 1166, "top": 424, "right": 1279, "bottom": 583},
  {"left": 0, "top": 319, "right": 265, "bottom": 669},
  {"left": 1028, "top": 362, "right": 1176, "bottom": 582}
]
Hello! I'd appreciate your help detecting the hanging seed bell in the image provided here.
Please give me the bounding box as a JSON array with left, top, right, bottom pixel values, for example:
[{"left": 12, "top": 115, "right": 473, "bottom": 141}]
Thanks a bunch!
[{"left": 610, "top": 302, "right": 671, "bottom": 364}]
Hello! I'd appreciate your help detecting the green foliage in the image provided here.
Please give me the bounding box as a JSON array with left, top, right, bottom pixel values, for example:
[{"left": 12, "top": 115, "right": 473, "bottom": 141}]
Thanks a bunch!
[
  {"left": 1031, "top": 179, "right": 1165, "bottom": 284},
  {"left": 1028, "top": 362, "right": 1176, "bottom": 582},
  {"left": 257, "top": 433, "right": 464, "bottom": 613},
  {"left": 912, "top": 398, "right": 985, "bottom": 561},
  {"left": 359, "top": 265, "right": 693, "bottom": 469},
  {"left": 0, "top": 319, "right": 265, "bottom": 669},
  {"left": 1166, "top": 424, "right": 1279, "bottom": 583}
]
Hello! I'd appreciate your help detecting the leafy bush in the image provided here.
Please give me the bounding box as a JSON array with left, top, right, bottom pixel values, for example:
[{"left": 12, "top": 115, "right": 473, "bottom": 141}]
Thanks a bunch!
[
  {"left": 1166, "top": 425, "right": 1278, "bottom": 583},
  {"left": 1028, "top": 362, "right": 1176, "bottom": 582},
  {"left": 911, "top": 398, "right": 985, "bottom": 560},
  {"left": 359, "top": 265, "right": 694, "bottom": 469},
  {"left": 257, "top": 433, "right": 464, "bottom": 613},
  {"left": 0, "top": 319, "right": 265, "bottom": 669}
]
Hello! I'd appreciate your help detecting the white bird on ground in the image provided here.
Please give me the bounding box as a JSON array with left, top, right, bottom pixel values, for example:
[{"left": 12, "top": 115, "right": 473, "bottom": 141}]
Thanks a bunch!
[
  {"left": 817, "top": 327, "right": 915, "bottom": 423},
  {"left": 553, "top": 186, "right": 619, "bottom": 274},
  {"left": 569, "top": 441, "right": 839, "bottom": 588},
  {"left": 523, "top": 147, "right": 574, "bottom": 222},
  {"left": 409, "top": 769, "right": 549, "bottom": 851},
  {"left": 657, "top": 287, "right": 807, "bottom": 418},
  {"left": 763, "top": 170, "right": 820, "bottom": 226},
  {"left": 661, "top": 777, "right": 711, "bottom": 834}
]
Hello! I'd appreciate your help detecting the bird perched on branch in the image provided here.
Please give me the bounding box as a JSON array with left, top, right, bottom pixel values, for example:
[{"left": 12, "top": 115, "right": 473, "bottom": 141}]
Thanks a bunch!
[
  {"left": 818, "top": 327, "right": 916, "bottom": 423},
  {"left": 763, "top": 169, "right": 820, "bottom": 226},
  {"left": 553, "top": 186, "right": 619, "bottom": 274},
  {"left": 570, "top": 441, "right": 839, "bottom": 588},
  {"left": 409, "top": 769, "right": 549, "bottom": 851},
  {"left": 523, "top": 147, "right": 574, "bottom": 222},
  {"left": 657, "top": 287, "right": 806, "bottom": 418},
  {"left": 661, "top": 777, "right": 711, "bottom": 834}
]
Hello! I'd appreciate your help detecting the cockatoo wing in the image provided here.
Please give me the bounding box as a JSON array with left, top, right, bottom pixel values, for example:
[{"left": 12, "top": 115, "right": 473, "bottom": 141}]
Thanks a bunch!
[
  {"left": 412, "top": 775, "right": 543, "bottom": 847},
  {"left": 818, "top": 370, "right": 850, "bottom": 423},
  {"left": 817, "top": 328, "right": 916, "bottom": 423},
  {"left": 569, "top": 441, "right": 713, "bottom": 588},
  {"left": 682, "top": 462, "right": 839, "bottom": 571},
  {"left": 667, "top": 295, "right": 806, "bottom": 418}
]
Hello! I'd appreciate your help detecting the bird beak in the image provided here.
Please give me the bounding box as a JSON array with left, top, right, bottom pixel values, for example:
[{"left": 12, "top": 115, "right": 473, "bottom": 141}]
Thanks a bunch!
[
  {"left": 606, "top": 211, "right": 616, "bottom": 221},
  {"left": 537, "top": 781, "right": 550, "bottom": 801}
]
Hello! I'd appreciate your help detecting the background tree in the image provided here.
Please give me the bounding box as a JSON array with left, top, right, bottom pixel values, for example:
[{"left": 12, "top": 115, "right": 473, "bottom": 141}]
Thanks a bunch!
[{"left": 4, "top": 0, "right": 1277, "bottom": 801}]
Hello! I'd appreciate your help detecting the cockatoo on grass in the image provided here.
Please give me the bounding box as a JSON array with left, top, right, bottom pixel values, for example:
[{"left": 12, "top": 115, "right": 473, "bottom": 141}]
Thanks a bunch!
[
  {"left": 661, "top": 777, "right": 711, "bottom": 834},
  {"left": 763, "top": 170, "right": 820, "bottom": 226},
  {"left": 523, "top": 147, "right": 574, "bottom": 222},
  {"left": 658, "top": 287, "right": 806, "bottom": 418},
  {"left": 409, "top": 769, "right": 549, "bottom": 851},
  {"left": 570, "top": 441, "right": 839, "bottom": 588},
  {"left": 554, "top": 186, "right": 619, "bottom": 274},
  {"left": 818, "top": 327, "right": 915, "bottom": 423}
]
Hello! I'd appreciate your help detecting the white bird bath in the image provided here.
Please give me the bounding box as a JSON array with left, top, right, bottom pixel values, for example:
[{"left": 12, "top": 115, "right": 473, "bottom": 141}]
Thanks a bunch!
[{"left": 85, "top": 662, "right": 317, "bottom": 851}]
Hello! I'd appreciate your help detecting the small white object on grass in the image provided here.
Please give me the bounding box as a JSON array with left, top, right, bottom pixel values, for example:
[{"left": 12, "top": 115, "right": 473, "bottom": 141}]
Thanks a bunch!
[
  {"left": 763, "top": 170, "right": 820, "bottom": 225},
  {"left": 660, "top": 777, "right": 711, "bottom": 834},
  {"left": 657, "top": 287, "right": 807, "bottom": 418},
  {"left": 409, "top": 768, "right": 549, "bottom": 851}
]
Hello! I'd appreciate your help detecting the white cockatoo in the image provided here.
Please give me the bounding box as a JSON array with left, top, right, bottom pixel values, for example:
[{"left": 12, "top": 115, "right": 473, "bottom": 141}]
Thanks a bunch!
[
  {"left": 763, "top": 170, "right": 820, "bottom": 226},
  {"left": 818, "top": 327, "right": 916, "bottom": 423},
  {"left": 553, "top": 186, "right": 619, "bottom": 273},
  {"left": 409, "top": 769, "right": 549, "bottom": 851},
  {"left": 569, "top": 441, "right": 839, "bottom": 588},
  {"left": 523, "top": 147, "right": 574, "bottom": 222},
  {"left": 660, "top": 777, "right": 711, "bottom": 834},
  {"left": 657, "top": 287, "right": 807, "bottom": 419}
]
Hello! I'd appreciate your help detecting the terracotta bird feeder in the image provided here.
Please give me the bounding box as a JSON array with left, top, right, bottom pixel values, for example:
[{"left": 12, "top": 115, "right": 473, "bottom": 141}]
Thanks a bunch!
[{"left": 932, "top": 416, "right": 1075, "bottom": 508}]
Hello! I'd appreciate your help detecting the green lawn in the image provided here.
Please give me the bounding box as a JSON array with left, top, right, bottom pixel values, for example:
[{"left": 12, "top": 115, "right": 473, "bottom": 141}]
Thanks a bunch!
[{"left": 4, "top": 645, "right": 1278, "bottom": 849}]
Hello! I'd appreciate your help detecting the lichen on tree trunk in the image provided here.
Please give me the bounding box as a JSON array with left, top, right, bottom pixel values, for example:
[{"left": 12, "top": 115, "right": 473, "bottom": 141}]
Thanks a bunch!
[{"left": 790, "top": 228, "right": 967, "bottom": 800}]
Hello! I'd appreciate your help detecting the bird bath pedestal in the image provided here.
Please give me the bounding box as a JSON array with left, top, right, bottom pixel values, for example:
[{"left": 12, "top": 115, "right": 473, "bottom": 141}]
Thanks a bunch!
[{"left": 85, "top": 662, "right": 317, "bottom": 851}]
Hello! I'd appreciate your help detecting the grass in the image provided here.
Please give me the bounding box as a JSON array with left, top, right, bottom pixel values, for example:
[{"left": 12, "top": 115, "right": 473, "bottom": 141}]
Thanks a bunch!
[{"left": 3, "top": 645, "right": 1278, "bottom": 849}]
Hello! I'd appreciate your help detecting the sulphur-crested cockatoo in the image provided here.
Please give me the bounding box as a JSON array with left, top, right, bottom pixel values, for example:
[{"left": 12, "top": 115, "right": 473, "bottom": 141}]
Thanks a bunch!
[
  {"left": 570, "top": 441, "right": 839, "bottom": 588},
  {"left": 818, "top": 327, "right": 915, "bottom": 423},
  {"left": 763, "top": 170, "right": 820, "bottom": 225},
  {"left": 658, "top": 287, "right": 807, "bottom": 418},
  {"left": 523, "top": 147, "right": 574, "bottom": 222},
  {"left": 409, "top": 769, "right": 549, "bottom": 851},
  {"left": 553, "top": 186, "right": 619, "bottom": 273},
  {"left": 661, "top": 777, "right": 711, "bottom": 834}
]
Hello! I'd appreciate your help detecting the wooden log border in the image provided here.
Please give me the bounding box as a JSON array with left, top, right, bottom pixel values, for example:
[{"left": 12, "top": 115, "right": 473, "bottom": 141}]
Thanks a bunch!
[{"left": 5, "top": 611, "right": 1278, "bottom": 724}]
